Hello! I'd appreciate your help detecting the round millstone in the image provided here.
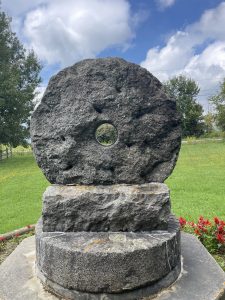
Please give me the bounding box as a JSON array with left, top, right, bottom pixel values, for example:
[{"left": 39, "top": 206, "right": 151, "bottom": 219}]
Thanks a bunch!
[
  {"left": 31, "top": 57, "right": 181, "bottom": 185},
  {"left": 36, "top": 216, "right": 181, "bottom": 294}
]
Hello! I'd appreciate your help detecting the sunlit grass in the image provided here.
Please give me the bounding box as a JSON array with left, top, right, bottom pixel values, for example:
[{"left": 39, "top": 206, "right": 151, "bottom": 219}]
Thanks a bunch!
[
  {"left": 0, "top": 154, "right": 49, "bottom": 233},
  {"left": 167, "top": 141, "right": 225, "bottom": 221}
]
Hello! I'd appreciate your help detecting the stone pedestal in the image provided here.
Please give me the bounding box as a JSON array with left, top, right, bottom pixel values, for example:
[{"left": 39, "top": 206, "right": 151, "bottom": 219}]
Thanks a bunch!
[{"left": 35, "top": 183, "right": 181, "bottom": 299}]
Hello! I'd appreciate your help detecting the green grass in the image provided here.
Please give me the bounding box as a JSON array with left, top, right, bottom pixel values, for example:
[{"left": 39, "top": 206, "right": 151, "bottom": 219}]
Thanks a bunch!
[
  {"left": 0, "top": 141, "right": 225, "bottom": 234},
  {"left": 166, "top": 141, "right": 225, "bottom": 221},
  {"left": 0, "top": 154, "right": 49, "bottom": 234}
]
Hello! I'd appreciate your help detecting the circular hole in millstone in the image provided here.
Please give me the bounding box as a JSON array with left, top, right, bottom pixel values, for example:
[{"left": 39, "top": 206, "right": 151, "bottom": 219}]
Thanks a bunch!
[{"left": 95, "top": 123, "right": 118, "bottom": 146}]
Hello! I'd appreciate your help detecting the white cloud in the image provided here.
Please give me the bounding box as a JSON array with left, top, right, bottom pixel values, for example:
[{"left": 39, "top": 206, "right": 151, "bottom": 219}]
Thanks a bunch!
[
  {"left": 2, "top": 0, "right": 137, "bottom": 67},
  {"left": 156, "top": 0, "right": 176, "bottom": 10},
  {"left": 33, "top": 85, "right": 46, "bottom": 110},
  {"left": 141, "top": 2, "right": 225, "bottom": 110}
]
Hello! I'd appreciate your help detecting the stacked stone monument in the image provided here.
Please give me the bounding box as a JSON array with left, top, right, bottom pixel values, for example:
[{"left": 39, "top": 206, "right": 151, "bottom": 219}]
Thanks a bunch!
[{"left": 31, "top": 57, "right": 182, "bottom": 300}]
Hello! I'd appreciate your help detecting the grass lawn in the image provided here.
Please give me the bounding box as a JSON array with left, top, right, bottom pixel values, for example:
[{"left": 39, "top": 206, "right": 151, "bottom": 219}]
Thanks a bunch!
[
  {"left": 0, "top": 154, "right": 49, "bottom": 234},
  {"left": 166, "top": 141, "right": 225, "bottom": 221},
  {"left": 0, "top": 141, "right": 225, "bottom": 234}
]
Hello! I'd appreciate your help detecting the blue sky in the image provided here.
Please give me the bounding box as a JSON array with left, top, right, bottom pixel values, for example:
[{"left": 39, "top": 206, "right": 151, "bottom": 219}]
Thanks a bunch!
[{"left": 2, "top": 0, "right": 225, "bottom": 110}]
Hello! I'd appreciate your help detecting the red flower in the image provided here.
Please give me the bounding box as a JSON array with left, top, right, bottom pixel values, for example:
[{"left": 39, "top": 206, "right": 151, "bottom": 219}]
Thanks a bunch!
[
  {"left": 203, "top": 219, "right": 211, "bottom": 226},
  {"left": 214, "top": 217, "right": 220, "bottom": 225},
  {"left": 188, "top": 221, "right": 195, "bottom": 227},
  {"left": 194, "top": 229, "right": 201, "bottom": 236},
  {"left": 179, "top": 217, "right": 186, "bottom": 227},
  {"left": 197, "top": 224, "right": 207, "bottom": 233},
  {"left": 27, "top": 225, "right": 31, "bottom": 229},
  {"left": 15, "top": 233, "right": 20, "bottom": 237},
  {"left": 197, "top": 224, "right": 203, "bottom": 230},
  {"left": 217, "top": 225, "right": 225, "bottom": 234},
  {"left": 216, "top": 233, "right": 225, "bottom": 244},
  {"left": 219, "top": 220, "right": 225, "bottom": 226},
  {"left": 199, "top": 216, "right": 204, "bottom": 222},
  {"left": 198, "top": 216, "right": 211, "bottom": 226},
  {"left": 0, "top": 236, "right": 6, "bottom": 241}
]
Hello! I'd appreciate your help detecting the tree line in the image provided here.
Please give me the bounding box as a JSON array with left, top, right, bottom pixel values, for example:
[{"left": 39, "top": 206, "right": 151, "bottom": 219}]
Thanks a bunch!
[
  {"left": 0, "top": 7, "right": 41, "bottom": 148},
  {"left": 0, "top": 6, "right": 225, "bottom": 149},
  {"left": 164, "top": 75, "right": 225, "bottom": 138}
]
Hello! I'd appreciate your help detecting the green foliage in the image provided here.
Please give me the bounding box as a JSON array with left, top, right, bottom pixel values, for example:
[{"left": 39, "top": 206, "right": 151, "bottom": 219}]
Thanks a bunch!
[
  {"left": 164, "top": 75, "right": 204, "bottom": 137},
  {"left": 0, "top": 8, "right": 42, "bottom": 147},
  {"left": 210, "top": 79, "right": 225, "bottom": 132},
  {"left": 216, "top": 105, "right": 225, "bottom": 131},
  {"left": 203, "top": 112, "right": 215, "bottom": 134},
  {"left": 12, "top": 145, "right": 32, "bottom": 154},
  {"left": 212, "top": 253, "right": 225, "bottom": 271},
  {"left": 185, "top": 136, "right": 197, "bottom": 144},
  {"left": 201, "top": 130, "right": 225, "bottom": 139}
]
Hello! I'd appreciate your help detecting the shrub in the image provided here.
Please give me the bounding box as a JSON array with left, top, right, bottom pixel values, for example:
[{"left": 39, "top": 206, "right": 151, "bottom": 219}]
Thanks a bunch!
[
  {"left": 179, "top": 216, "right": 225, "bottom": 254},
  {"left": 186, "top": 136, "right": 197, "bottom": 144},
  {"left": 201, "top": 131, "right": 225, "bottom": 139}
]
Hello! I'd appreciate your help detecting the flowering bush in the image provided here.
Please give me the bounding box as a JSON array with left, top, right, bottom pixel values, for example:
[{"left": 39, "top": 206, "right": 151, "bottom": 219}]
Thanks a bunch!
[{"left": 179, "top": 216, "right": 225, "bottom": 254}]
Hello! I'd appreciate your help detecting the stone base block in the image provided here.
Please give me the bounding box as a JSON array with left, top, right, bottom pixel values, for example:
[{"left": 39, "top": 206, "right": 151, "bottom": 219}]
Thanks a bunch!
[
  {"left": 36, "top": 263, "right": 181, "bottom": 300},
  {"left": 42, "top": 183, "right": 171, "bottom": 232},
  {"left": 36, "top": 215, "right": 180, "bottom": 294},
  {"left": 1, "top": 234, "right": 225, "bottom": 300}
]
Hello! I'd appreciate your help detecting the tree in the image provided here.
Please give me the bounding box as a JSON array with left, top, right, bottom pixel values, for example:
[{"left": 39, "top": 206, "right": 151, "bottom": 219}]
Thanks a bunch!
[
  {"left": 203, "top": 112, "right": 215, "bottom": 134},
  {"left": 210, "top": 78, "right": 225, "bottom": 132},
  {"left": 164, "top": 75, "right": 204, "bottom": 137},
  {"left": 0, "top": 7, "right": 41, "bottom": 147}
]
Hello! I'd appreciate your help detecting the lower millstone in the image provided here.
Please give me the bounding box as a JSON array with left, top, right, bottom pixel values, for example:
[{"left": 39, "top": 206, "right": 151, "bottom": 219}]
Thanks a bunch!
[
  {"left": 36, "top": 263, "right": 181, "bottom": 300},
  {"left": 36, "top": 215, "right": 181, "bottom": 296}
]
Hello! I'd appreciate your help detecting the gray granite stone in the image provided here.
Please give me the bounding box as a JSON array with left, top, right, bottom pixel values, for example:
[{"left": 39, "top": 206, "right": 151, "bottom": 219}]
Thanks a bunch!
[
  {"left": 36, "top": 216, "right": 180, "bottom": 294},
  {"left": 0, "top": 233, "right": 225, "bottom": 300},
  {"left": 42, "top": 183, "right": 171, "bottom": 232},
  {"left": 37, "top": 262, "right": 181, "bottom": 300},
  {"left": 30, "top": 57, "right": 181, "bottom": 185}
]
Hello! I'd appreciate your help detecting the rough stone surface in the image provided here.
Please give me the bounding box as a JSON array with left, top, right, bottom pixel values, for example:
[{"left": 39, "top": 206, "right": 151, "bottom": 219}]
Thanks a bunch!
[
  {"left": 1, "top": 234, "right": 225, "bottom": 300},
  {"left": 36, "top": 216, "right": 180, "bottom": 293},
  {"left": 37, "top": 262, "right": 181, "bottom": 300},
  {"left": 42, "top": 183, "right": 171, "bottom": 232},
  {"left": 30, "top": 57, "right": 181, "bottom": 185}
]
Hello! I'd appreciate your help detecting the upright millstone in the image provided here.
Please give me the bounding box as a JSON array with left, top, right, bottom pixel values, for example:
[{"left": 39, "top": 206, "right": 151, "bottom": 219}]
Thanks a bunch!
[{"left": 31, "top": 57, "right": 182, "bottom": 300}]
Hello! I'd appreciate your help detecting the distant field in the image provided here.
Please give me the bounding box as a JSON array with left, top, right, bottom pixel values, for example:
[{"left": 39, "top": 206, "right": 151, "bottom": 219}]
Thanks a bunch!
[{"left": 0, "top": 141, "right": 225, "bottom": 234}]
